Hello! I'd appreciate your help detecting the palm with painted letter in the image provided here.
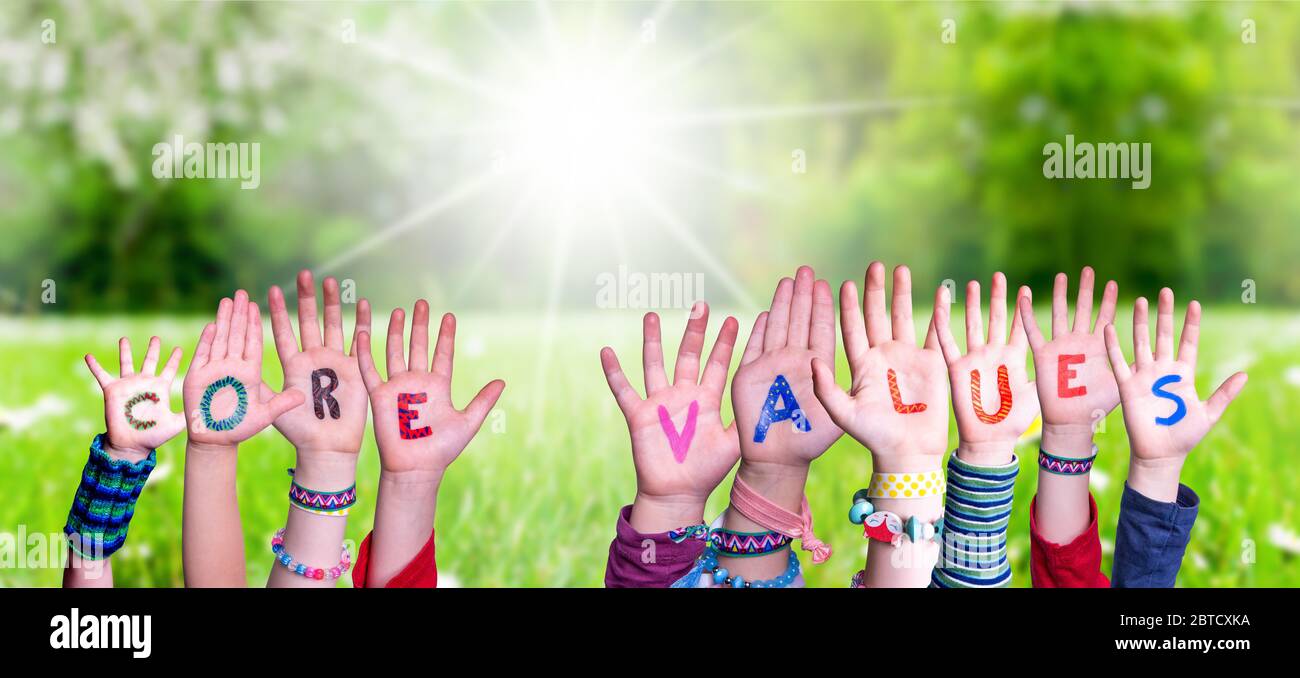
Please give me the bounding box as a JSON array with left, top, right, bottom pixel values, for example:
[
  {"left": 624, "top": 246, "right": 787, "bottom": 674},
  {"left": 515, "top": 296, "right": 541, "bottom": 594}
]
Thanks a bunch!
[
  {"left": 732, "top": 265, "right": 842, "bottom": 466},
  {"left": 182, "top": 291, "right": 304, "bottom": 447},
  {"left": 356, "top": 301, "right": 505, "bottom": 476},
  {"left": 812, "top": 262, "right": 948, "bottom": 469},
  {"left": 934, "top": 273, "right": 1039, "bottom": 458},
  {"left": 601, "top": 303, "right": 741, "bottom": 504},
  {"left": 85, "top": 336, "right": 187, "bottom": 461}
]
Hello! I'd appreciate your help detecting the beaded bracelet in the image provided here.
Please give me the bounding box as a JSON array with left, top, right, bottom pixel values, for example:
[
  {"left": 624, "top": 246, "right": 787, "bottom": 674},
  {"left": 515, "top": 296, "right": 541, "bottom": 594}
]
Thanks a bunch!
[
  {"left": 1038, "top": 447, "right": 1098, "bottom": 475},
  {"left": 64, "top": 434, "right": 157, "bottom": 560},
  {"left": 671, "top": 546, "right": 801, "bottom": 589},
  {"left": 270, "top": 528, "right": 351, "bottom": 580},
  {"left": 287, "top": 469, "right": 357, "bottom": 517},
  {"left": 866, "top": 469, "right": 945, "bottom": 499},
  {"left": 848, "top": 490, "right": 943, "bottom": 547},
  {"left": 667, "top": 524, "right": 793, "bottom": 558}
]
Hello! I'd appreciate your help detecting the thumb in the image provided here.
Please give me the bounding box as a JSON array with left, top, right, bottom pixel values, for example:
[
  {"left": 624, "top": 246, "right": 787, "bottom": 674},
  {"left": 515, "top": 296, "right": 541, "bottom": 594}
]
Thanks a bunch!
[
  {"left": 263, "top": 387, "right": 306, "bottom": 423},
  {"left": 811, "top": 356, "right": 853, "bottom": 428},
  {"left": 462, "top": 379, "right": 506, "bottom": 431},
  {"left": 1206, "top": 371, "right": 1247, "bottom": 427}
]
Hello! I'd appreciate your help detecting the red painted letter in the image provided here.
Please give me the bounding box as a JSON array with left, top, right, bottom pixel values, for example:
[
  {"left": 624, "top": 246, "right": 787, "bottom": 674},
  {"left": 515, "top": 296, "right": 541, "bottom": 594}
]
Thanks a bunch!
[
  {"left": 971, "top": 365, "right": 1012, "bottom": 424},
  {"left": 887, "top": 368, "right": 927, "bottom": 414},
  {"left": 398, "top": 392, "right": 432, "bottom": 440},
  {"left": 1057, "top": 354, "right": 1087, "bottom": 398}
]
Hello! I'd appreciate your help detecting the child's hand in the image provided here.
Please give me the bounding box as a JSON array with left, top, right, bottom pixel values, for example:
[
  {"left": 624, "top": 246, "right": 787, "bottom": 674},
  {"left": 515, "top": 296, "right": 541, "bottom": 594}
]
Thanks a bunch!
[
  {"left": 933, "top": 273, "right": 1039, "bottom": 464},
  {"left": 600, "top": 304, "right": 741, "bottom": 529},
  {"left": 1104, "top": 289, "right": 1247, "bottom": 501},
  {"left": 182, "top": 291, "right": 305, "bottom": 448},
  {"left": 267, "top": 271, "right": 372, "bottom": 455},
  {"left": 1018, "top": 267, "right": 1120, "bottom": 436},
  {"left": 356, "top": 301, "right": 504, "bottom": 478},
  {"left": 732, "top": 266, "right": 842, "bottom": 467},
  {"left": 85, "top": 336, "right": 187, "bottom": 462},
  {"left": 811, "top": 262, "right": 947, "bottom": 471}
]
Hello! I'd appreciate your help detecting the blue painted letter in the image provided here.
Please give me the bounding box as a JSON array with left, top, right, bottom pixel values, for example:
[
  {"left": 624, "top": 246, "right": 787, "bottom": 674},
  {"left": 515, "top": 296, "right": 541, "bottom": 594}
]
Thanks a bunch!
[
  {"left": 1152, "top": 374, "right": 1187, "bottom": 426},
  {"left": 753, "top": 374, "right": 811, "bottom": 442}
]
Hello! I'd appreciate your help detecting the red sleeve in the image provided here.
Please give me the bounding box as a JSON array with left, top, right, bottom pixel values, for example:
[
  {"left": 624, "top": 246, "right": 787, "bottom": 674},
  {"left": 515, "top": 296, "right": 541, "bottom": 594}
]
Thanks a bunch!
[
  {"left": 352, "top": 529, "right": 438, "bottom": 588},
  {"left": 1029, "top": 493, "right": 1111, "bottom": 588}
]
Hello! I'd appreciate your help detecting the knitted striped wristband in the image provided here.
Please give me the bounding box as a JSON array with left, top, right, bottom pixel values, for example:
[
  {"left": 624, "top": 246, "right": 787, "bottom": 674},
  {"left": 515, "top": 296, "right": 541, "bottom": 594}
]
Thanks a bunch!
[
  {"left": 64, "top": 434, "right": 156, "bottom": 560},
  {"left": 931, "top": 451, "right": 1019, "bottom": 588},
  {"left": 1038, "top": 447, "right": 1098, "bottom": 475}
]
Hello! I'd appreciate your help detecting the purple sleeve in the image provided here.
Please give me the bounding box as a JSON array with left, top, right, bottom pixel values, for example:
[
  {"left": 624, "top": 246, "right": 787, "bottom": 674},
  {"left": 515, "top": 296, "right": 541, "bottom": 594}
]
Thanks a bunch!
[{"left": 604, "top": 505, "right": 705, "bottom": 588}]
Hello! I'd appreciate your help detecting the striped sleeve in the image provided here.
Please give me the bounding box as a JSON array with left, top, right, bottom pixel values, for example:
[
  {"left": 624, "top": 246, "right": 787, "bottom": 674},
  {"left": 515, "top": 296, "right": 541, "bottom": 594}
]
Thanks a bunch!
[{"left": 931, "top": 452, "right": 1019, "bottom": 588}]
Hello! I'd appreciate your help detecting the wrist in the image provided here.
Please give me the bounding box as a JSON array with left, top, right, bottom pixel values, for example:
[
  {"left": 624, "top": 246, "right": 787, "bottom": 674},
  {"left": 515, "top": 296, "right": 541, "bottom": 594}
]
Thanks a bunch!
[
  {"left": 731, "top": 459, "right": 810, "bottom": 515},
  {"left": 292, "top": 449, "right": 359, "bottom": 492},
  {"left": 629, "top": 492, "right": 706, "bottom": 534},
  {"left": 1127, "top": 457, "right": 1184, "bottom": 503},
  {"left": 871, "top": 451, "right": 945, "bottom": 474},
  {"left": 955, "top": 440, "right": 1015, "bottom": 467},
  {"left": 1041, "top": 423, "right": 1096, "bottom": 457},
  {"left": 185, "top": 440, "right": 238, "bottom": 464},
  {"left": 378, "top": 468, "right": 443, "bottom": 503},
  {"left": 102, "top": 439, "right": 152, "bottom": 464}
]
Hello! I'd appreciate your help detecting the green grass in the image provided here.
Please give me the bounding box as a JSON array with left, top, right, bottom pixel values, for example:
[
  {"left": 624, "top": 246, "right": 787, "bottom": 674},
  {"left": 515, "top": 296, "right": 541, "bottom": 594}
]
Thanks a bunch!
[{"left": 1, "top": 306, "right": 1297, "bottom": 587}]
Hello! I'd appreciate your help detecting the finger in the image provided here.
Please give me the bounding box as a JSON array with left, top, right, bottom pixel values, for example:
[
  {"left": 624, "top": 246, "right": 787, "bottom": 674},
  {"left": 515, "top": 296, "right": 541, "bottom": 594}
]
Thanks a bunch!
[
  {"left": 462, "top": 379, "right": 506, "bottom": 431},
  {"left": 192, "top": 323, "right": 216, "bottom": 369},
  {"left": 297, "top": 270, "right": 322, "bottom": 349},
  {"left": 1095, "top": 280, "right": 1119, "bottom": 334},
  {"left": 964, "top": 279, "right": 983, "bottom": 351},
  {"left": 763, "top": 277, "right": 794, "bottom": 351},
  {"left": 600, "top": 347, "right": 641, "bottom": 413},
  {"left": 245, "top": 302, "right": 263, "bottom": 369},
  {"left": 356, "top": 331, "right": 382, "bottom": 391},
  {"left": 1018, "top": 294, "right": 1045, "bottom": 352},
  {"left": 1074, "top": 266, "right": 1095, "bottom": 332},
  {"left": 642, "top": 312, "right": 669, "bottom": 394},
  {"left": 740, "top": 312, "right": 768, "bottom": 366},
  {"left": 118, "top": 337, "right": 135, "bottom": 377},
  {"left": 227, "top": 290, "right": 250, "bottom": 362},
  {"left": 1206, "top": 372, "right": 1248, "bottom": 427},
  {"left": 431, "top": 313, "right": 456, "bottom": 388},
  {"left": 988, "top": 272, "right": 1007, "bottom": 346},
  {"left": 349, "top": 298, "right": 372, "bottom": 358},
  {"left": 1103, "top": 324, "right": 1132, "bottom": 382},
  {"left": 809, "top": 279, "right": 836, "bottom": 363},
  {"left": 160, "top": 346, "right": 184, "bottom": 383},
  {"left": 891, "top": 265, "right": 916, "bottom": 345},
  {"left": 323, "top": 276, "right": 345, "bottom": 351},
  {"left": 262, "top": 388, "right": 307, "bottom": 424},
  {"left": 1177, "top": 300, "right": 1201, "bottom": 369},
  {"left": 409, "top": 299, "right": 431, "bottom": 373},
  {"left": 1155, "top": 287, "right": 1175, "bottom": 361},
  {"left": 268, "top": 285, "right": 300, "bottom": 365},
  {"left": 786, "top": 266, "right": 814, "bottom": 349},
  {"left": 158, "top": 411, "right": 187, "bottom": 443},
  {"left": 1009, "top": 286, "right": 1031, "bottom": 352},
  {"left": 701, "top": 316, "right": 740, "bottom": 397},
  {"left": 1133, "top": 297, "right": 1152, "bottom": 367},
  {"left": 1051, "top": 272, "right": 1069, "bottom": 338},
  {"left": 141, "top": 336, "right": 162, "bottom": 375},
  {"left": 933, "top": 285, "right": 960, "bottom": 364},
  {"left": 673, "top": 302, "right": 709, "bottom": 385},
  {"left": 85, "top": 354, "right": 113, "bottom": 388},
  {"left": 864, "top": 261, "right": 889, "bottom": 347},
  {"left": 811, "top": 356, "right": 852, "bottom": 428},
  {"left": 840, "top": 280, "right": 868, "bottom": 366},
  {"left": 211, "top": 297, "right": 233, "bottom": 360},
  {"left": 385, "top": 308, "right": 407, "bottom": 378},
  {"left": 923, "top": 317, "right": 940, "bottom": 351}
]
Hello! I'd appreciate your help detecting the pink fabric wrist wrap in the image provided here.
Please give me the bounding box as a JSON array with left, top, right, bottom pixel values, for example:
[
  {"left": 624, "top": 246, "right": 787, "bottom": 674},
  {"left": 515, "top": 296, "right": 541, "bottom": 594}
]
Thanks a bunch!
[{"left": 729, "top": 475, "right": 832, "bottom": 564}]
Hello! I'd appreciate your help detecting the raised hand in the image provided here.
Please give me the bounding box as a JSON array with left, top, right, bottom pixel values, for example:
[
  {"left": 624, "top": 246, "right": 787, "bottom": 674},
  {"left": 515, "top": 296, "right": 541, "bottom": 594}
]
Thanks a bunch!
[
  {"left": 268, "top": 271, "right": 372, "bottom": 455},
  {"left": 356, "top": 301, "right": 505, "bottom": 477},
  {"left": 85, "top": 336, "right": 186, "bottom": 461},
  {"left": 182, "top": 290, "right": 304, "bottom": 448},
  {"left": 1018, "top": 267, "right": 1120, "bottom": 435},
  {"left": 1104, "top": 289, "right": 1247, "bottom": 501},
  {"left": 934, "top": 273, "right": 1039, "bottom": 464},
  {"left": 600, "top": 303, "right": 741, "bottom": 531},
  {"left": 732, "top": 265, "right": 842, "bottom": 467},
  {"left": 811, "top": 262, "right": 948, "bottom": 470}
]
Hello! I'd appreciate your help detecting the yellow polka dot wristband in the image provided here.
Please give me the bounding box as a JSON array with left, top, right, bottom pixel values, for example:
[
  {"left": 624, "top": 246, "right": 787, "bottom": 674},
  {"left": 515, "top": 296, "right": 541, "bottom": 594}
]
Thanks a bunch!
[{"left": 866, "top": 470, "right": 945, "bottom": 499}]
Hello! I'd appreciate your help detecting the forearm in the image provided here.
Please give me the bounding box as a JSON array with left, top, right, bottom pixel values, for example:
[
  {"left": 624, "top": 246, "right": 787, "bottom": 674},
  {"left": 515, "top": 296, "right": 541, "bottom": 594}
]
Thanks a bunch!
[
  {"left": 717, "top": 459, "right": 808, "bottom": 582},
  {"left": 363, "top": 469, "right": 441, "bottom": 587},
  {"left": 267, "top": 450, "right": 357, "bottom": 588},
  {"left": 182, "top": 442, "right": 246, "bottom": 587},
  {"left": 63, "top": 551, "right": 112, "bottom": 588},
  {"left": 628, "top": 492, "right": 705, "bottom": 534},
  {"left": 1035, "top": 424, "right": 1096, "bottom": 544},
  {"left": 62, "top": 436, "right": 155, "bottom": 589},
  {"left": 861, "top": 451, "right": 945, "bottom": 588},
  {"left": 932, "top": 448, "right": 1020, "bottom": 588}
]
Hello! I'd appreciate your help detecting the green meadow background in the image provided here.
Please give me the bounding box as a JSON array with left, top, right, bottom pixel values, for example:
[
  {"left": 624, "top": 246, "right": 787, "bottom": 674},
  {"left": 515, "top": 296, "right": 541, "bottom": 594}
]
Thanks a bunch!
[{"left": 2, "top": 1, "right": 1300, "bottom": 586}]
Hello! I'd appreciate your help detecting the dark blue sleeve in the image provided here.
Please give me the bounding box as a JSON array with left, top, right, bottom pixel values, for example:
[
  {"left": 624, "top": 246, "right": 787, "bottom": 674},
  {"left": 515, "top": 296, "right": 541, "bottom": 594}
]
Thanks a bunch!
[{"left": 1111, "top": 482, "right": 1199, "bottom": 588}]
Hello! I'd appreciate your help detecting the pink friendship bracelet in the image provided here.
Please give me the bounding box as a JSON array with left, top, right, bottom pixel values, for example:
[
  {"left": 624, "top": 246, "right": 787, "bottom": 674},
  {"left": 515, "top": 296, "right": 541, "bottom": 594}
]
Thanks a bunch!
[{"left": 729, "top": 475, "right": 832, "bottom": 564}]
